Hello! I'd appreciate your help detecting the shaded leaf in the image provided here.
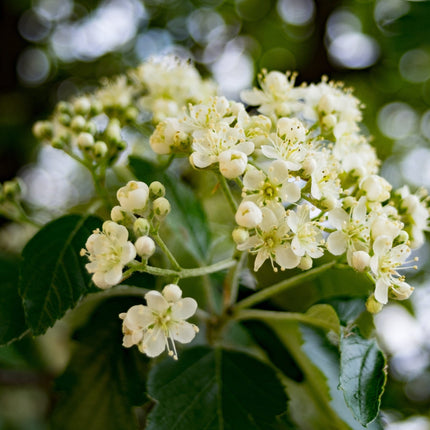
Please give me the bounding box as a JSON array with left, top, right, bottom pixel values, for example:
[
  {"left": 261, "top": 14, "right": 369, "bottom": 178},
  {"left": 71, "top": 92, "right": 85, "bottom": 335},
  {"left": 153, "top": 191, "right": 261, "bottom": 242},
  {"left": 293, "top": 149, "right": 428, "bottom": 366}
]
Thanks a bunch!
[
  {"left": 147, "top": 346, "right": 288, "bottom": 430},
  {"left": 339, "top": 328, "right": 387, "bottom": 426},
  {"left": 19, "top": 214, "right": 102, "bottom": 335},
  {"left": 0, "top": 258, "right": 27, "bottom": 344},
  {"left": 51, "top": 297, "right": 150, "bottom": 430}
]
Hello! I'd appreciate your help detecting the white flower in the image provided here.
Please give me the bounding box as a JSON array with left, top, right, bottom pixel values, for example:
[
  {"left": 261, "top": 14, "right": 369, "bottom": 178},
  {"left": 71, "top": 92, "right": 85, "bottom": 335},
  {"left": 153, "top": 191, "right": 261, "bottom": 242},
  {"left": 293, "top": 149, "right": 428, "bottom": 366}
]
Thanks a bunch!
[
  {"left": 326, "top": 197, "right": 370, "bottom": 263},
  {"left": 119, "top": 285, "right": 198, "bottom": 359},
  {"left": 219, "top": 149, "right": 248, "bottom": 179},
  {"left": 117, "top": 181, "right": 149, "bottom": 213},
  {"left": 242, "top": 162, "right": 301, "bottom": 206},
  {"left": 370, "top": 235, "right": 412, "bottom": 304},
  {"left": 240, "top": 71, "right": 301, "bottom": 118},
  {"left": 82, "top": 221, "right": 136, "bottom": 289},
  {"left": 149, "top": 118, "right": 188, "bottom": 155},
  {"left": 276, "top": 117, "right": 307, "bottom": 142},
  {"left": 261, "top": 132, "right": 308, "bottom": 171},
  {"left": 238, "top": 204, "right": 300, "bottom": 271},
  {"left": 360, "top": 175, "right": 391, "bottom": 202},
  {"left": 235, "top": 201, "right": 263, "bottom": 228},
  {"left": 189, "top": 123, "right": 254, "bottom": 169},
  {"left": 287, "top": 204, "right": 324, "bottom": 259}
]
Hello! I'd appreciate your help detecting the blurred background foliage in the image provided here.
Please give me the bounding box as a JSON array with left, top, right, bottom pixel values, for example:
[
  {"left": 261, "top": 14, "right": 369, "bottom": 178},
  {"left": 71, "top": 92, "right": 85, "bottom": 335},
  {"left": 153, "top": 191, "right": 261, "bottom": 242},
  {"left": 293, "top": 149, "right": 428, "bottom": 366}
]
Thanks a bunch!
[{"left": 1, "top": 0, "right": 430, "bottom": 429}]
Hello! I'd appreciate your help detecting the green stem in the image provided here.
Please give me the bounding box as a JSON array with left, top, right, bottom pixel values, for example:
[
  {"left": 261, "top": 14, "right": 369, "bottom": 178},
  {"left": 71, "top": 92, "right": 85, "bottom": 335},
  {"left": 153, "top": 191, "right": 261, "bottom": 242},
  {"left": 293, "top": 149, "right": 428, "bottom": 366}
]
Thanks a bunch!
[
  {"left": 122, "top": 258, "right": 236, "bottom": 282},
  {"left": 234, "top": 260, "right": 337, "bottom": 311},
  {"left": 89, "top": 165, "right": 111, "bottom": 211},
  {"left": 223, "top": 251, "right": 247, "bottom": 309},
  {"left": 218, "top": 174, "right": 237, "bottom": 213},
  {"left": 152, "top": 232, "right": 181, "bottom": 271},
  {"left": 233, "top": 309, "right": 338, "bottom": 332}
]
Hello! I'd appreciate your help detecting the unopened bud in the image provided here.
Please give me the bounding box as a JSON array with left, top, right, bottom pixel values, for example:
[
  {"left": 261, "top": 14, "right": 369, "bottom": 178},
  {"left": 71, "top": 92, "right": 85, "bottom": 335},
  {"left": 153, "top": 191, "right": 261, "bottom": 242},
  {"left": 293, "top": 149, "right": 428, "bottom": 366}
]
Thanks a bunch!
[
  {"left": 59, "top": 114, "right": 71, "bottom": 126},
  {"left": 117, "top": 181, "right": 149, "bottom": 212},
  {"left": 3, "top": 179, "right": 22, "bottom": 199},
  {"left": 57, "top": 101, "right": 72, "bottom": 115},
  {"left": 73, "top": 97, "right": 91, "bottom": 115},
  {"left": 322, "top": 114, "right": 337, "bottom": 129},
  {"left": 162, "top": 284, "right": 182, "bottom": 302},
  {"left": 32, "top": 121, "right": 53, "bottom": 140},
  {"left": 70, "top": 115, "right": 86, "bottom": 132},
  {"left": 135, "top": 236, "right": 156, "bottom": 258},
  {"left": 125, "top": 107, "right": 138, "bottom": 122},
  {"left": 232, "top": 227, "right": 249, "bottom": 245},
  {"left": 298, "top": 255, "right": 313, "bottom": 270},
  {"left": 149, "top": 181, "right": 165, "bottom": 199},
  {"left": 85, "top": 121, "right": 97, "bottom": 135},
  {"left": 366, "top": 294, "right": 383, "bottom": 314},
  {"left": 94, "top": 141, "right": 108, "bottom": 158},
  {"left": 77, "top": 132, "right": 94, "bottom": 150},
  {"left": 106, "top": 119, "right": 122, "bottom": 143},
  {"left": 351, "top": 250, "right": 370, "bottom": 272},
  {"left": 133, "top": 218, "right": 150, "bottom": 236},
  {"left": 91, "top": 100, "right": 103, "bottom": 115},
  {"left": 153, "top": 197, "right": 171, "bottom": 218}
]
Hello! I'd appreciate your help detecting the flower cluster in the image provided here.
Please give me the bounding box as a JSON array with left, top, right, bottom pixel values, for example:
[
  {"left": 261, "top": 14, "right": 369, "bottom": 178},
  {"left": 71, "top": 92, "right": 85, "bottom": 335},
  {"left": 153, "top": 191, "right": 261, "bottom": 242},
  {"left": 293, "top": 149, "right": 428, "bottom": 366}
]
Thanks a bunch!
[
  {"left": 81, "top": 179, "right": 172, "bottom": 289},
  {"left": 119, "top": 284, "right": 198, "bottom": 359},
  {"left": 33, "top": 56, "right": 216, "bottom": 167},
  {"left": 150, "top": 68, "right": 430, "bottom": 307}
]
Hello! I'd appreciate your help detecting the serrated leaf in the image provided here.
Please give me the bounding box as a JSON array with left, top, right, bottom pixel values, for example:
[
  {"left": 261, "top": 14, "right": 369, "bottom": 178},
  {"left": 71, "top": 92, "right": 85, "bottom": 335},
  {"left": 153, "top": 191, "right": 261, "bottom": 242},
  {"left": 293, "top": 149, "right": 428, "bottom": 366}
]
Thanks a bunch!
[
  {"left": 267, "top": 321, "right": 382, "bottom": 430},
  {"left": 19, "top": 214, "right": 102, "bottom": 335},
  {"left": 51, "top": 298, "right": 150, "bottom": 430},
  {"left": 339, "top": 328, "right": 387, "bottom": 426},
  {"left": 0, "top": 258, "right": 28, "bottom": 345},
  {"left": 146, "top": 346, "right": 288, "bottom": 430}
]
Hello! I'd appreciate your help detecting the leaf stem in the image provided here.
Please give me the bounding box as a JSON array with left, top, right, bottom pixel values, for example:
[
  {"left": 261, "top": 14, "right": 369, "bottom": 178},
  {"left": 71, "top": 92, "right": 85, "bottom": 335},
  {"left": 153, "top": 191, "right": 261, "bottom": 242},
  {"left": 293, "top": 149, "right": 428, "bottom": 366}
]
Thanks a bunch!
[
  {"left": 233, "top": 309, "right": 338, "bottom": 332},
  {"left": 152, "top": 232, "right": 182, "bottom": 271},
  {"left": 122, "top": 258, "right": 237, "bottom": 282},
  {"left": 218, "top": 174, "right": 237, "bottom": 213},
  {"left": 233, "top": 260, "right": 337, "bottom": 311},
  {"left": 223, "top": 251, "right": 247, "bottom": 309}
]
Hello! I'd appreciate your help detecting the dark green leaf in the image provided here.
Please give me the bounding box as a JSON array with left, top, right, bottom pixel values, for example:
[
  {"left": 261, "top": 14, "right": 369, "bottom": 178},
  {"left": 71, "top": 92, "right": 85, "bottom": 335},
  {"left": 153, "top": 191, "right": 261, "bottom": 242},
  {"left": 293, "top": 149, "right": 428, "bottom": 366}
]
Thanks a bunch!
[
  {"left": 267, "top": 320, "right": 383, "bottom": 429},
  {"left": 0, "top": 258, "right": 27, "bottom": 344},
  {"left": 339, "top": 328, "right": 387, "bottom": 426},
  {"left": 51, "top": 297, "right": 150, "bottom": 430},
  {"left": 128, "top": 155, "right": 164, "bottom": 183},
  {"left": 19, "top": 214, "right": 102, "bottom": 335},
  {"left": 146, "top": 346, "right": 288, "bottom": 430}
]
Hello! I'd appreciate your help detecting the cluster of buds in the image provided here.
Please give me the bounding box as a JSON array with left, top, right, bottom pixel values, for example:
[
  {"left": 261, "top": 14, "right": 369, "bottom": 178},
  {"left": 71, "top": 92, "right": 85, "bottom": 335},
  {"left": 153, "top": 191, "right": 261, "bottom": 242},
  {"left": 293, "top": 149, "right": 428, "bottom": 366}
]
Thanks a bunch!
[
  {"left": 33, "top": 95, "right": 127, "bottom": 168},
  {"left": 81, "top": 180, "right": 172, "bottom": 289}
]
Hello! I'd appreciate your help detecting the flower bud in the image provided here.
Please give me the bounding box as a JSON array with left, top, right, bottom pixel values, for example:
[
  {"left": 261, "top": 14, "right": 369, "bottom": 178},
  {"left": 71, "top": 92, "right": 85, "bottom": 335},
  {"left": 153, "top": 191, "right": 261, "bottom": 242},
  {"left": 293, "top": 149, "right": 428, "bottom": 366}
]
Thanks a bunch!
[
  {"left": 219, "top": 150, "right": 248, "bottom": 179},
  {"left": 59, "top": 114, "right": 71, "bottom": 126},
  {"left": 117, "top": 181, "right": 149, "bottom": 212},
  {"left": 232, "top": 227, "right": 249, "bottom": 244},
  {"left": 57, "top": 101, "right": 72, "bottom": 115},
  {"left": 85, "top": 121, "right": 97, "bottom": 135},
  {"left": 125, "top": 107, "right": 138, "bottom": 122},
  {"left": 74, "top": 97, "right": 91, "bottom": 115},
  {"left": 70, "top": 115, "right": 86, "bottom": 132},
  {"left": 162, "top": 283, "right": 182, "bottom": 302},
  {"left": 77, "top": 132, "right": 94, "bottom": 150},
  {"left": 106, "top": 119, "right": 122, "bottom": 143},
  {"left": 298, "top": 255, "right": 313, "bottom": 270},
  {"left": 149, "top": 181, "right": 165, "bottom": 199},
  {"left": 93, "top": 141, "right": 108, "bottom": 158},
  {"left": 135, "top": 236, "right": 156, "bottom": 258},
  {"left": 133, "top": 218, "right": 150, "bottom": 236},
  {"left": 153, "top": 197, "right": 171, "bottom": 218},
  {"left": 3, "top": 179, "right": 22, "bottom": 199},
  {"left": 91, "top": 100, "right": 103, "bottom": 115},
  {"left": 390, "top": 282, "right": 414, "bottom": 301},
  {"left": 235, "top": 201, "right": 262, "bottom": 228},
  {"left": 111, "top": 205, "right": 127, "bottom": 223},
  {"left": 32, "top": 121, "right": 53, "bottom": 140},
  {"left": 322, "top": 114, "right": 337, "bottom": 129},
  {"left": 351, "top": 251, "right": 370, "bottom": 272},
  {"left": 366, "top": 294, "right": 383, "bottom": 314},
  {"left": 360, "top": 175, "right": 391, "bottom": 202}
]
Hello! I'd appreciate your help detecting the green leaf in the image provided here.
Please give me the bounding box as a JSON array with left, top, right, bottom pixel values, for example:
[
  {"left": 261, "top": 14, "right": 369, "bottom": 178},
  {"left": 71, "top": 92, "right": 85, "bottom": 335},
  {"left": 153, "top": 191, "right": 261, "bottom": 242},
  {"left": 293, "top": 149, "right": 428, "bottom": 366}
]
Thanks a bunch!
[
  {"left": 339, "top": 328, "right": 387, "bottom": 426},
  {"left": 267, "top": 321, "right": 382, "bottom": 430},
  {"left": 146, "top": 346, "right": 288, "bottom": 430},
  {"left": 51, "top": 297, "right": 150, "bottom": 430},
  {"left": 19, "top": 214, "right": 102, "bottom": 335},
  {"left": 0, "top": 258, "right": 28, "bottom": 345}
]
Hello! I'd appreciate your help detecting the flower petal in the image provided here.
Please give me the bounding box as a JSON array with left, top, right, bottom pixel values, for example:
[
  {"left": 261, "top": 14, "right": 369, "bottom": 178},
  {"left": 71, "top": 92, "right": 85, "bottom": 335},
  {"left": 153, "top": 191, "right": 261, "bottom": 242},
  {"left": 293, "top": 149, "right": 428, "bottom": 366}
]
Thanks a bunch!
[
  {"left": 170, "top": 321, "right": 197, "bottom": 344},
  {"left": 374, "top": 278, "right": 389, "bottom": 304},
  {"left": 141, "top": 328, "right": 166, "bottom": 357},
  {"left": 145, "top": 290, "right": 169, "bottom": 313},
  {"left": 171, "top": 297, "right": 197, "bottom": 320},
  {"left": 275, "top": 245, "right": 300, "bottom": 269},
  {"left": 327, "top": 231, "right": 347, "bottom": 255}
]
